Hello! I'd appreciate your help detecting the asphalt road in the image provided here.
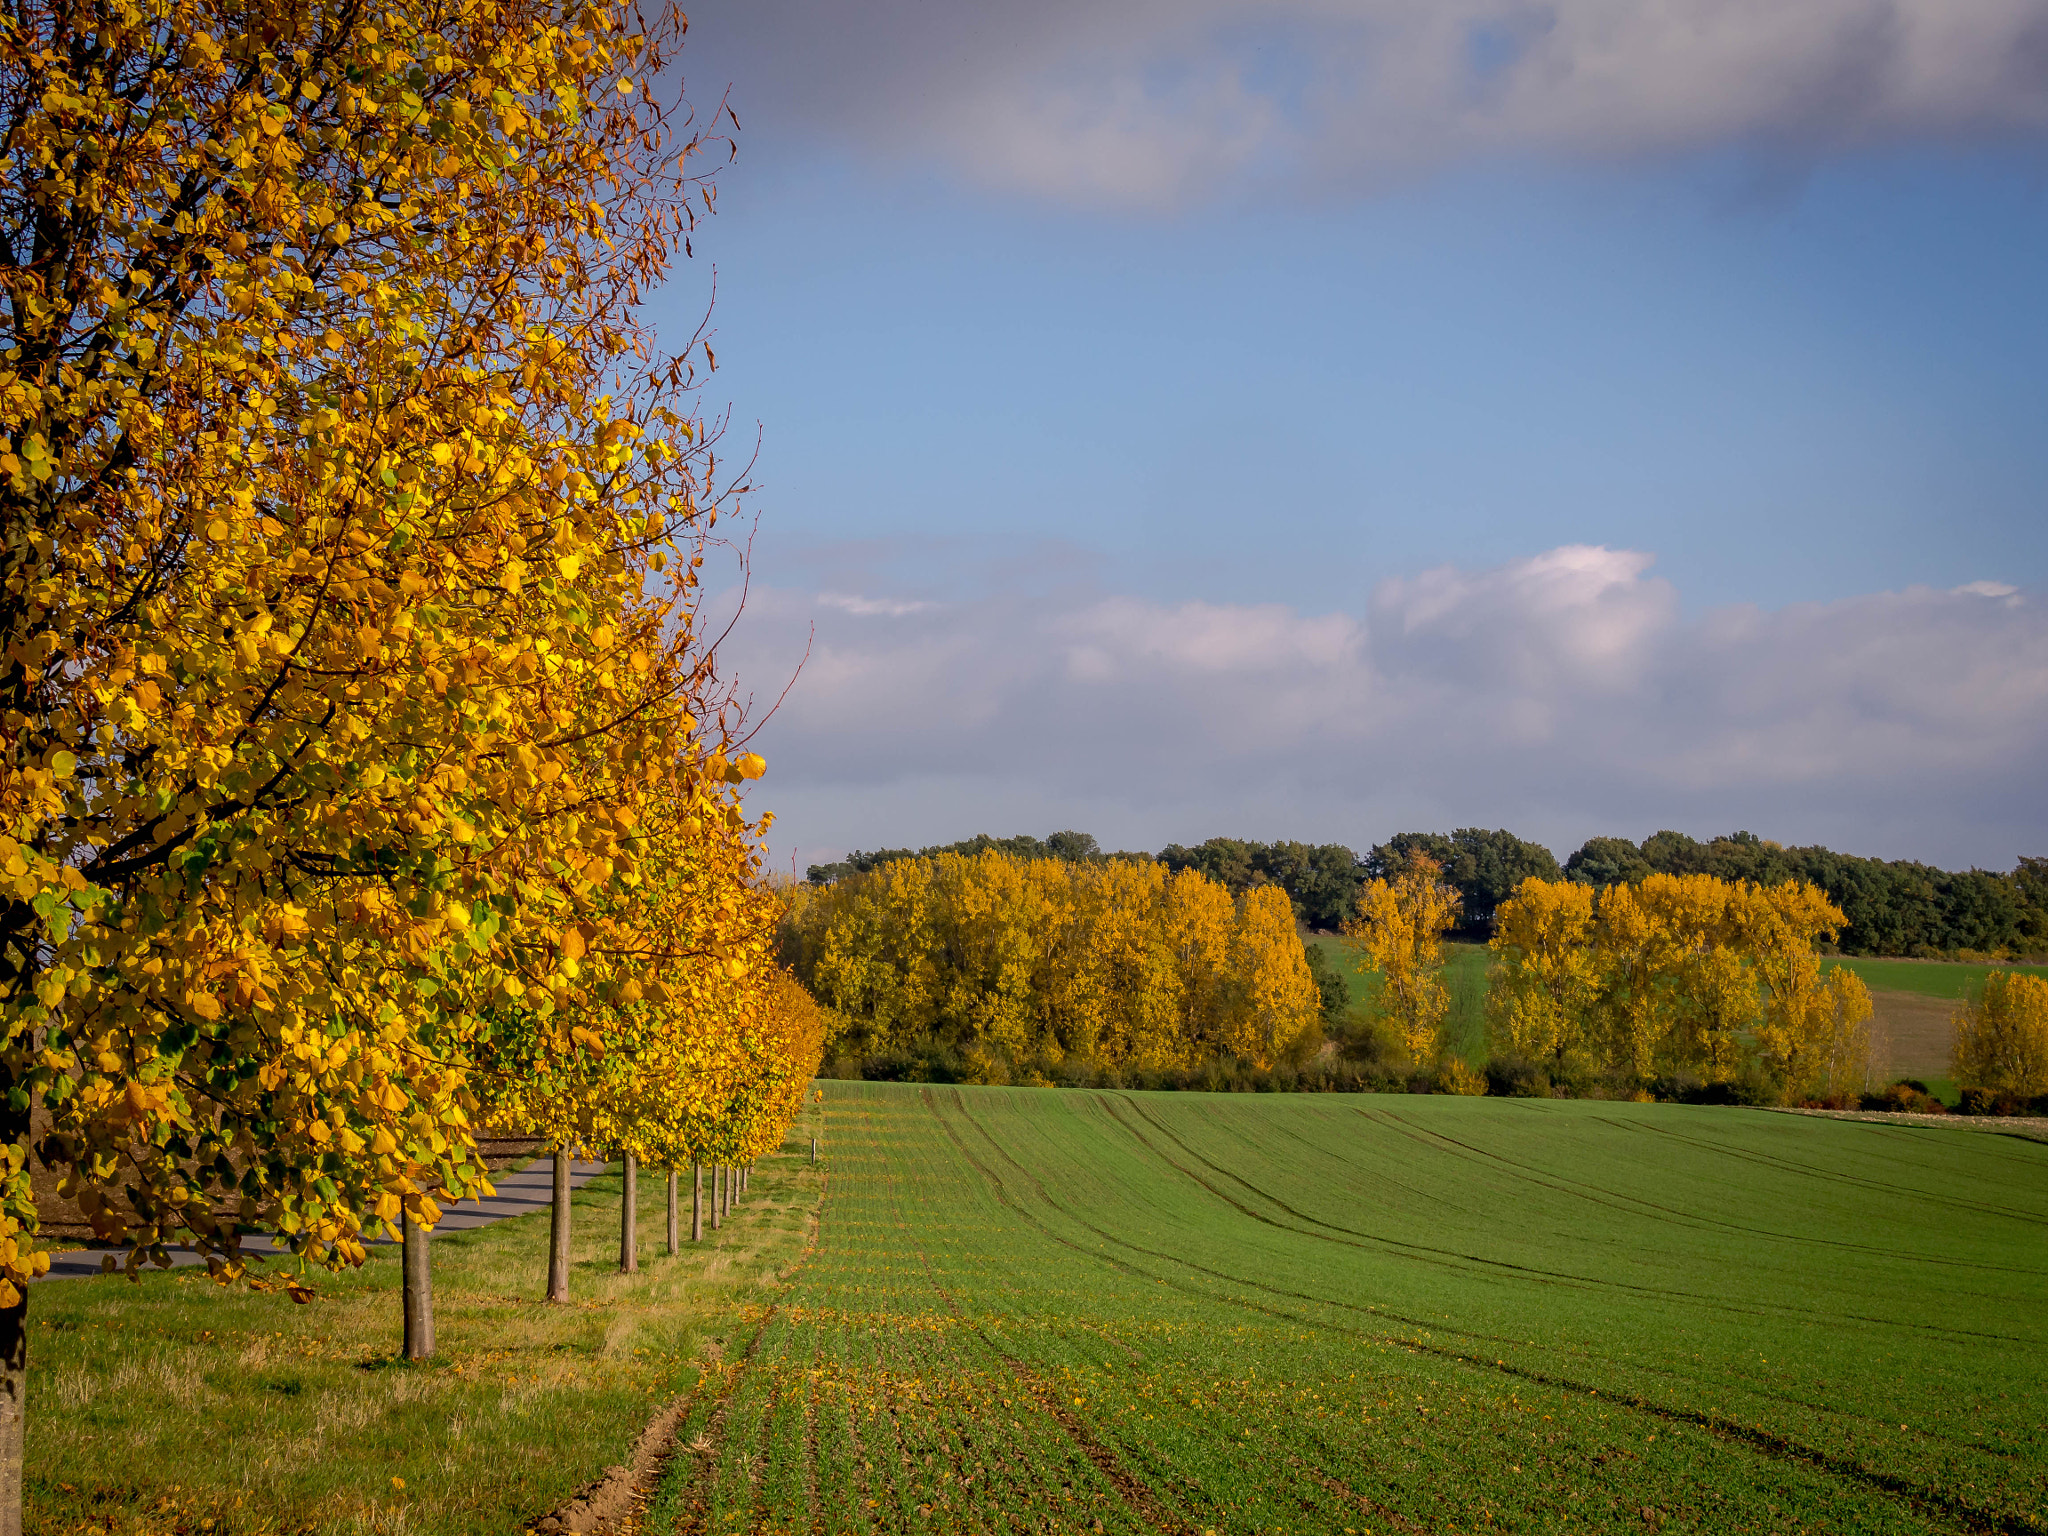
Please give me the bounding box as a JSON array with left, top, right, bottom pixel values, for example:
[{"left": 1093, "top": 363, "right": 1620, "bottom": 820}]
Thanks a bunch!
[{"left": 34, "top": 1156, "right": 610, "bottom": 1283}]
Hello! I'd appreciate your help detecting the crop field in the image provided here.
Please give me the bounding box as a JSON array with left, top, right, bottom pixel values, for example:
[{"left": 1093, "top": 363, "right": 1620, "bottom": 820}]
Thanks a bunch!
[
  {"left": 652, "top": 1081, "right": 2048, "bottom": 1535},
  {"left": 1825, "top": 958, "right": 2048, "bottom": 1002}
]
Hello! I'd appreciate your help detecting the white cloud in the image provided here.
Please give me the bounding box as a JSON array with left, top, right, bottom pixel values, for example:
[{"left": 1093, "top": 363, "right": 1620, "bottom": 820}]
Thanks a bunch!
[
  {"left": 1953, "top": 579, "right": 2022, "bottom": 604},
  {"left": 816, "top": 592, "right": 938, "bottom": 618},
  {"left": 720, "top": 546, "right": 2048, "bottom": 870},
  {"left": 693, "top": 0, "right": 2048, "bottom": 206}
]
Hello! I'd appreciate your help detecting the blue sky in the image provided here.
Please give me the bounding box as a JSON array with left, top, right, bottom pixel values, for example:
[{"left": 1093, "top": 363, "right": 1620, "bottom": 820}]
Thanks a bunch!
[{"left": 651, "top": 2, "right": 2048, "bottom": 872}]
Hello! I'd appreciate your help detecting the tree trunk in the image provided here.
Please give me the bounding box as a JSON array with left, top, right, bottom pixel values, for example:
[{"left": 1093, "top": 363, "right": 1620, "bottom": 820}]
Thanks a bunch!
[
  {"left": 403, "top": 1210, "right": 435, "bottom": 1359},
  {"left": 0, "top": 1279, "right": 24, "bottom": 1536},
  {"left": 666, "top": 1168, "right": 679, "bottom": 1256},
  {"left": 547, "top": 1148, "right": 572, "bottom": 1302},
  {"left": 740, "top": 1164, "right": 749, "bottom": 1196},
  {"left": 619, "top": 1153, "right": 638, "bottom": 1274},
  {"left": 711, "top": 1163, "right": 722, "bottom": 1230},
  {"left": 692, "top": 1161, "right": 702, "bottom": 1241}
]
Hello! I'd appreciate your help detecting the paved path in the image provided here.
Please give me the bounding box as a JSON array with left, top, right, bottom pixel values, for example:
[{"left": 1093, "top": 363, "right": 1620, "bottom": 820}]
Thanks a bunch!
[{"left": 36, "top": 1157, "right": 611, "bottom": 1283}]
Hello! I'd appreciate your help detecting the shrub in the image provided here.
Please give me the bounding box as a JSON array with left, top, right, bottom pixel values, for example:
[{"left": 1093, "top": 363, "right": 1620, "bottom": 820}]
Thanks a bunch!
[
  {"left": 1651, "top": 1071, "right": 1772, "bottom": 1107},
  {"left": 1484, "top": 1056, "right": 1551, "bottom": 1098},
  {"left": 1857, "top": 1080, "right": 1946, "bottom": 1115},
  {"left": 1441, "top": 1059, "right": 1489, "bottom": 1096},
  {"left": 1957, "top": 1086, "right": 2048, "bottom": 1117}
]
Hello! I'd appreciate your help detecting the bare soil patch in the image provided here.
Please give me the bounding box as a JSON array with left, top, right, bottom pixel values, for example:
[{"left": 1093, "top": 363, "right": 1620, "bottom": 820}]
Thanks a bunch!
[{"left": 1865, "top": 989, "right": 1956, "bottom": 1079}]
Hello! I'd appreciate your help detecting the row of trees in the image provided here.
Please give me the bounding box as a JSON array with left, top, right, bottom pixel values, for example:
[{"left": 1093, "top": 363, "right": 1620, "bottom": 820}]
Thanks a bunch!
[
  {"left": 0, "top": 0, "right": 817, "bottom": 1524},
  {"left": 1565, "top": 831, "right": 2044, "bottom": 958},
  {"left": 781, "top": 851, "right": 1321, "bottom": 1071},
  {"left": 1483, "top": 874, "right": 1873, "bottom": 1097},
  {"left": 827, "top": 829, "right": 2048, "bottom": 957},
  {"left": 1342, "top": 859, "right": 1875, "bottom": 1100}
]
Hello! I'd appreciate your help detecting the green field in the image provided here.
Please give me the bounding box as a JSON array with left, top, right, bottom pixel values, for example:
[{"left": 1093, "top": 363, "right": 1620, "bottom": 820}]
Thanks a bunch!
[
  {"left": 1827, "top": 956, "right": 2048, "bottom": 1002},
  {"left": 653, "top": 1081, "right": 2048, "bottom": 1535}
]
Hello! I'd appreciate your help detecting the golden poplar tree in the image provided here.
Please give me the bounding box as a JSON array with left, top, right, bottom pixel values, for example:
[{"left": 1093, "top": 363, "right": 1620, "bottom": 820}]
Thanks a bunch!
[
  {"left": 1637, "top": 874, "right": 1757, "bottom": 1079},
  {"left": 1487, "top": 877, "right": 1599, "bottom": 1067},
  {"left": 788, "top": 850, "right": 1318, "bottom": 1071},
  {"left": 1951, "top": 972, "right": 2048, "bottom": 1100},
  {"left": 1344, "top": 851, "right": 1461, "bottom": 1064},
  {"left": 1739, "top": 881, "right": 1872, "bottom": 1100},
  {"left": 1589, "top": 879, "right": 1679, "bottom": 1077}
]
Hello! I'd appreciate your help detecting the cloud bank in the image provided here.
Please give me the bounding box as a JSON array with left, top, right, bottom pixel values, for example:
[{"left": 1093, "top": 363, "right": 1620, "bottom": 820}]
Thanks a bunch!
[
  {"left": 694, "top": 0, "right": 2048, "bottom": 205},
  {"left": 722, "top": 546, "right": 2048, "bottom": 871}
]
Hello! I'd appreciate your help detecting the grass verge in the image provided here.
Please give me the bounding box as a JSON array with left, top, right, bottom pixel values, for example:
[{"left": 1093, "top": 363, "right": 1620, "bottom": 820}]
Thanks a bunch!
[{"left": 29, "top": 1103, "right": 826, "bottom": 1536}]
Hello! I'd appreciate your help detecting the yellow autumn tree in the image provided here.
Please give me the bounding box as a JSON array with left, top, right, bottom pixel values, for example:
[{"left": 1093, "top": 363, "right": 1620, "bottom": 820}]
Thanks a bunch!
[
  {"left": 1162, "top": 868, "right": 1240, "bottom": 1059},
  {"left": 1223, "top": 885, "right": 1323, "bottom": 1068},
  {"left": 1951, "top": 972, "right": 2048, "bottom": 1101},
  {"left": 788, "top": 850, "right": 1316, "bottom": 1072},
  {"left": 1487, "top": 877, "right": 1599, "bottom": 1067},
  {"left": 1589, "top": 878, "right": 1683, "bottom": 1078},
  {"left": 482, "top": 760, "right": 781, "bottom": 1296},
  {"left": 1498, "top": 875, "right": 1869, "bottom": 1096},
  {"left": 0, "top": 0, "right": 762, "bottom": 1508},
  {"left": 1343, "top": 851, "right": 1461, "bottom": 1064},
  {"left": 1739, "top": 881, "right": 1872, "bottom": 1101},
  {"left": 1637, "top": 874, "right": 1759, "bottom": 1079}
]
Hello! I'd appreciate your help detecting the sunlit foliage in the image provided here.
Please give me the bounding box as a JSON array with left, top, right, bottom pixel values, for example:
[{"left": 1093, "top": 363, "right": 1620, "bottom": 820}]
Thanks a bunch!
[
  {"left": 784, "top": 851, "right": 1320, "bottom": 1071},
  {"left": 1489, "top": 875, "right": 1873, "bottom": 1097},
  {"left": 1342, "top": 850, "right": 1461, "bottom": 1065},
  {"left": 1951, "top": 971, "right": 2048, "bottom": 1100},
  {"left": 0, "top": 0, "right": 771, "bottom": 1305}
]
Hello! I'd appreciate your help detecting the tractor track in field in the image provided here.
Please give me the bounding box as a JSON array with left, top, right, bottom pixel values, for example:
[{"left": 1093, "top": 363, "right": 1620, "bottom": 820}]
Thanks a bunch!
[
  {"left": 1104, "top": 1094, "right": 2040, "bottom": 1422},
  {"left": 1287, "top": 1454, "right": 1434, "bottom": 1535},
  {"left": 675, "top": 1164, "right": 831, "bottom": 1536},
  {"left": 1355, "top": 1104, "right": 2046, "bottom": 1276},
  {"left": 902, "top": 1088, "right": 1197, "bottom": 1536},
  {"left": 930, "top": 1088, "right": 2045, "bottom": 1536},
  {"left": 672, "top": 1305, "right": 780, "bottom": 1536},
  {"left": 744, "top": 1368, "right": 778, "bottom": 1535},
  {"left": 1102, "top": 1092, "right": 2034, "bottom": 1343},
  {"left": 1602, "top": 1115, "right": 2048, "bottom": 1227},
  {"left": 802, "top": 1344, "right": 823, "bottom": 1536}
]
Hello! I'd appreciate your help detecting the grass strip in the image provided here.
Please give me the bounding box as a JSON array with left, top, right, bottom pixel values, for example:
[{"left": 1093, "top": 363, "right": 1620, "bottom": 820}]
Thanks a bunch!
[{"left": 30, "top": 1109, "right": 826, "bottom": 1536}]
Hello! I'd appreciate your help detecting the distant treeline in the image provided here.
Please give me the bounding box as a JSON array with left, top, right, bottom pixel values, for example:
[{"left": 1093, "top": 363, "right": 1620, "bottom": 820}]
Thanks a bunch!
[{"left": 808, "top": 828, "right": 2047, "bottom": 960}]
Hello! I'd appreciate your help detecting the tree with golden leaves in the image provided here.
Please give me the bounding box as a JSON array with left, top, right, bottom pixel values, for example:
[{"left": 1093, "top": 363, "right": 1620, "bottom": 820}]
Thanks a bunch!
[
  {"left": 788, "top": 850, "right": 1317, "bottom": 1072},
  {"left": 1487, "top": 876, "right": 1599, "bottom": 1068},
  {"left": 1343, "top": 850, "right": 1461, "bottom": 1065},
  {"left": 1495, "top": 875, "right": 1870, "bottom": 1097},
  {"left": 1739, "top": 880, "right": 1872, "bottom": 1101},
  {"left": 0, "top": 0, "right": 751, "bottom": 1514},
  {"left": 485, "top": 765, "right": 785, "bottom": 1294},
  {"left": 1952, "top": 971, "right": 2048, "bottom": 1102}
]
